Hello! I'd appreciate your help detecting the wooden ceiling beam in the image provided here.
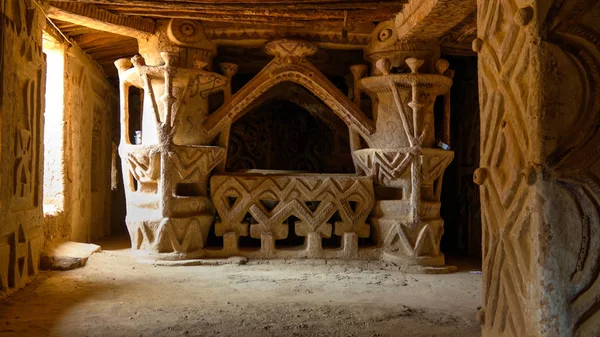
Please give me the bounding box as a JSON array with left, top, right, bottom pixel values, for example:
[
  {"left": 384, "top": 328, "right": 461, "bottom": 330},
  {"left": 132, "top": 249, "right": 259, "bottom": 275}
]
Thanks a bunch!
[
  {"left": 46, "top": 3, "right": 155, "bottom": 39},
  {"left": 95, "top": 3, "right": 404, "bottom": 11},
  {"left": 48, "top": 0, "right": 406, "bottom": 9},
  {"left": 98, "top": 7, "right": 403, "bottom": 20},
  {"left": 111, "top": 10, "right": 397, "bottom": 24},
  {"left": 395, "top": 0, "right": 476, "bottom": 40}
]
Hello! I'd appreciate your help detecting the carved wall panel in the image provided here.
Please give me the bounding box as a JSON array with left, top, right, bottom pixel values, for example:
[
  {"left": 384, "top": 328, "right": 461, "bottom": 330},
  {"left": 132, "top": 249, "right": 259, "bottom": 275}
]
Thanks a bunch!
[
  {"left": 475, "top": 1, "right": 537, "bottom": 334},
  {"left": 476, "top": 0, "right": 600, "bottom": 336},
  {"left": 0, "top": 0, "right": 45, "bottom": 297}
]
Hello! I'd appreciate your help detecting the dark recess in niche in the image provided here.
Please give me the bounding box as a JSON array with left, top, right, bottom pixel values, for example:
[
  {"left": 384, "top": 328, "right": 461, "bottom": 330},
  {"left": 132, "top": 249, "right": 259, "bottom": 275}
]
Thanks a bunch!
[
  {"left": 226, "top": 99, "right": 354, "bottom": 173},
  {"left": 128, "top": 86, "right": 143, "bottom": 144},
  {"left": 207, "top": 90, "right": 225, "bottom": 115},
  {"left": 439, "top": 55, "right": 481, "bottom": 259}
]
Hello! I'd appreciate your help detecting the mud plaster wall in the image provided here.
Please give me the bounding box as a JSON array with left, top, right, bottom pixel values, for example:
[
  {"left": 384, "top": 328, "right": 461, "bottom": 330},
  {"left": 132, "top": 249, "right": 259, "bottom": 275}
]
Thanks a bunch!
[
  {"left": 0, "top": 0, "right": 45, "bottom": 297},
  {"left": 43, "top": 36, "right": 117, "bottom": 246}
]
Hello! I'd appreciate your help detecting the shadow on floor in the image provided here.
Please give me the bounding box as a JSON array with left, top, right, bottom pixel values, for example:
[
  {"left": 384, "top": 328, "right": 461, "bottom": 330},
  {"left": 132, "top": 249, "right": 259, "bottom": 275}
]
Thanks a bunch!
[
  {"left": 0, "top": 272, "right": 133, "bottom": 337},
  {"left": 93, "top": 232, "right": 131, "bottom": 251}
]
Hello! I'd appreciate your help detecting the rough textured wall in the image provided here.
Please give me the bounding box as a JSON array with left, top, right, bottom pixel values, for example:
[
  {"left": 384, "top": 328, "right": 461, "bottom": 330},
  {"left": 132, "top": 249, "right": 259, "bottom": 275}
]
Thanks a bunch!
[
  {"left": 43, "top": 40, "right": 117, "bottom": 246},
  {"left": 0, "top": 0, "right": 45, "bottom": 296},
  {"left": 476, "top": 0, "right": 600, "bottom": 336}
]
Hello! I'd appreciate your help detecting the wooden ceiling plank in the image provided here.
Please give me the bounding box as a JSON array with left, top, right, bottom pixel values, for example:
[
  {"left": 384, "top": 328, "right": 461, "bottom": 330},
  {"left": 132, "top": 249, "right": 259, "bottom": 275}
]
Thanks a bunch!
[
  {"left": 93, "top": 1, "right": 406, "bottom": 11},
  {"left": 49, "top": 0, "right": 404, "bottom": 7},
  {"left": 46, "top": 3, "right": 155, "bottom": 39},
  {"left": 97, "top": 8, "right": 403, "bottom": 21},
  {"left": 112, "top": 11, "right": 396, "bottom": 24},
  {"left": 73, "top": 33, "right": 132, "bottom": 46},
  {"left": 82, "top": 40, "right": 138, "bottom": 53}
]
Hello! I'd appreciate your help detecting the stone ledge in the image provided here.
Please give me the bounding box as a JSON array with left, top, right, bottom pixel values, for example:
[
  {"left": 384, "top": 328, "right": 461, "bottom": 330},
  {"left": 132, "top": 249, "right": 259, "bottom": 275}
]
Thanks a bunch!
[{"left": 40, "top": 242, "right": 102, "bottom": 271}]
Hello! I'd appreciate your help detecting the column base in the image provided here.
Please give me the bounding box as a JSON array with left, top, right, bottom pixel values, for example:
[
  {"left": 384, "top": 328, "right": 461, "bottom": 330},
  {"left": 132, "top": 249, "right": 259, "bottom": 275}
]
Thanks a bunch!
[{"left": 126, "top": 215, "right": 213, "bottom": 260}]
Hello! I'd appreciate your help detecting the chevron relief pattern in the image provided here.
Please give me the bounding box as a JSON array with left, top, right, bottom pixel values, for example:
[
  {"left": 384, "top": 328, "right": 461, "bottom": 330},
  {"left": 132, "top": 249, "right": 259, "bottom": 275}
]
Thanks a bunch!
[
  {"left": 477, "top": 0, "right": 535, "bottom": 335},
  {"left": 170, "top": 146, "right": 226, "bottom": 183},
  {"left": 211, "top": 174, "right": 375, "bottom": 241},
  {"left": 130, "top": 217, "right": 211, "bottom": 254},
  {"left": 352, "top": 149, "right": 412, "bottom": 185},
  {"left": 383, "top": 220, "right": 443, "bottom": 258},
  {"left": 420, "top": 149, "right": 455, "bottom": 183}
]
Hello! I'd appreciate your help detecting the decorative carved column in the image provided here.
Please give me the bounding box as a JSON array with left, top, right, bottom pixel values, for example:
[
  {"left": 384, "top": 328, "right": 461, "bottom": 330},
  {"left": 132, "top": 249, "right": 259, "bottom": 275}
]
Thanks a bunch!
[
  {"left": 115, "top": 20, "right": 233, "bottom": 260},
  {"left": 475, "top": 1, "right": 600, "bottom": 336},
  {"left": 353, "top": 21, "right": 454, "bottom": 270}
]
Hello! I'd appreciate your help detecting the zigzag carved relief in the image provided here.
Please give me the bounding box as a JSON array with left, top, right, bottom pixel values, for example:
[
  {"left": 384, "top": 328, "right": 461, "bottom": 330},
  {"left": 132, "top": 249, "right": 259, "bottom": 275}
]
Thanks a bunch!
[
  {"left": 352, "top": 149, "right": 412, "bottom": 185},
  {"left": 211, "top": 174, "right": 375, "bottom": 240},
  {"left": 353, "top": 148, "right": 454, "bottom": 187},
  {"left": 130, "top": 217, "right": 212, "bottom": 255},
  {"left": 170, "top": 146, "right": 226, "bottom": 183},
  {"left": 476, "top": 0, "right": 535, "bottom": 335},
  {"left": 382, "top": 220, "right": 443, "bottom": 258}
]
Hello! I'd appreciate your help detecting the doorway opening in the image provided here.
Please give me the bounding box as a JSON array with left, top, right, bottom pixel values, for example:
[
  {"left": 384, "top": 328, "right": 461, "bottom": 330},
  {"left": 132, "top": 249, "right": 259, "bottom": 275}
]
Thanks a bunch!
[
  {"left": 439, "top": 55, "right": 482, "bottom": 264},
  {"left": 42, "top": 33, "right": 68, "bottom": 243}
]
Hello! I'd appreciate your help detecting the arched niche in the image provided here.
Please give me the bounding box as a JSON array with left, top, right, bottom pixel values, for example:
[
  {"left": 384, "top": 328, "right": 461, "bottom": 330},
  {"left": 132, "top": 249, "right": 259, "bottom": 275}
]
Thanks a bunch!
[
  {"left": 225, "top": 83, "right": 354, "bottom": 173},
  {"left": 202, "top": 39, "right": 375, "bottom": 141}
]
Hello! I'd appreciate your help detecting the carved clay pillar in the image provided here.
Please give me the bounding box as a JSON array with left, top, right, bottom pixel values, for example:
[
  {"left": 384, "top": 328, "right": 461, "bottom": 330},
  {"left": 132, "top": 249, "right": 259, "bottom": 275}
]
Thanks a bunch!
[
  {"left": 115, "top": 20, "right": 233, "bottom": 260},
  {"left": 352, "top": 21, "right": 454, "bottom": 270},
  {"left": 474, "top": 1, "right": 600, "bottom": 336}
]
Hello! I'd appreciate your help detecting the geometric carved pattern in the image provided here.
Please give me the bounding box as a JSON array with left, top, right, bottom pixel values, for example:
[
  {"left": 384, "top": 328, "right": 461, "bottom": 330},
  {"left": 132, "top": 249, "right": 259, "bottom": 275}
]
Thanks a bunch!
[
  {"left": 478, "top": 1, "right": 600, "bottom": 335},
  {"left": 420, "top": 148, "right": 455, "bottom": 184},
  {"left": 352, "top": 149, "right": 412, "bottom": 185},
  {"left": 211, "top": 174, "right": 375, "bottom": 242},
  {"left": 353, "top": 148, "right": 454, "bottom": 186},
  {"left": 170, "top": 146, "right": 225, "bottom": 183},
  {"left": 0, "top": 224, "right": 42, "bottom": 294},
  {"left": 14, "top": 127, "right": 33, "bottom": 198},
  {"left": 381, "top": 219, "right": 443, "bottom": 258},
  {"left": 129, "top": 217, "right": 211, "bottom": 256},
  {"left": 1, "top": 1, "right": 45, "bottom": 297},
  {"left": 477, "top": 0, "right": 534, "bottom": 335},
  {"left": 126, "top": 148, "right": 160, "bottom": 184}
]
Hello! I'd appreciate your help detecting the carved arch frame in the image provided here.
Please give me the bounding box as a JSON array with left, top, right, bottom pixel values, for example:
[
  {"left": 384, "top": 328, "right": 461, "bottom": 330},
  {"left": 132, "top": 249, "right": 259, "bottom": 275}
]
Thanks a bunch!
[{"left": 202, "top": 47, "right": 376, "bottom": 141}]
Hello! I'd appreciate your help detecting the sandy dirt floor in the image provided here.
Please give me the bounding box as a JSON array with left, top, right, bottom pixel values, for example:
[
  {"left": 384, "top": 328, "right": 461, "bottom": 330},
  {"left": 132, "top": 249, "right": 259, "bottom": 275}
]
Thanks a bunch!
[{"left": 0, "top": 236, "right": 482, "bottom": 337}]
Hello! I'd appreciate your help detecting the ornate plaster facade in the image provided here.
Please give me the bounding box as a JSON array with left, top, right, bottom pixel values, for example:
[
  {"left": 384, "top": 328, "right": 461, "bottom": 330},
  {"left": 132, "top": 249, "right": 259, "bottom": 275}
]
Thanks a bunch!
[
  {"left": 0, "top": 0, "right": 599, "bottom": 336},
  {"left": 112, "top": 16, "right": 455, "bottom": 271}
]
